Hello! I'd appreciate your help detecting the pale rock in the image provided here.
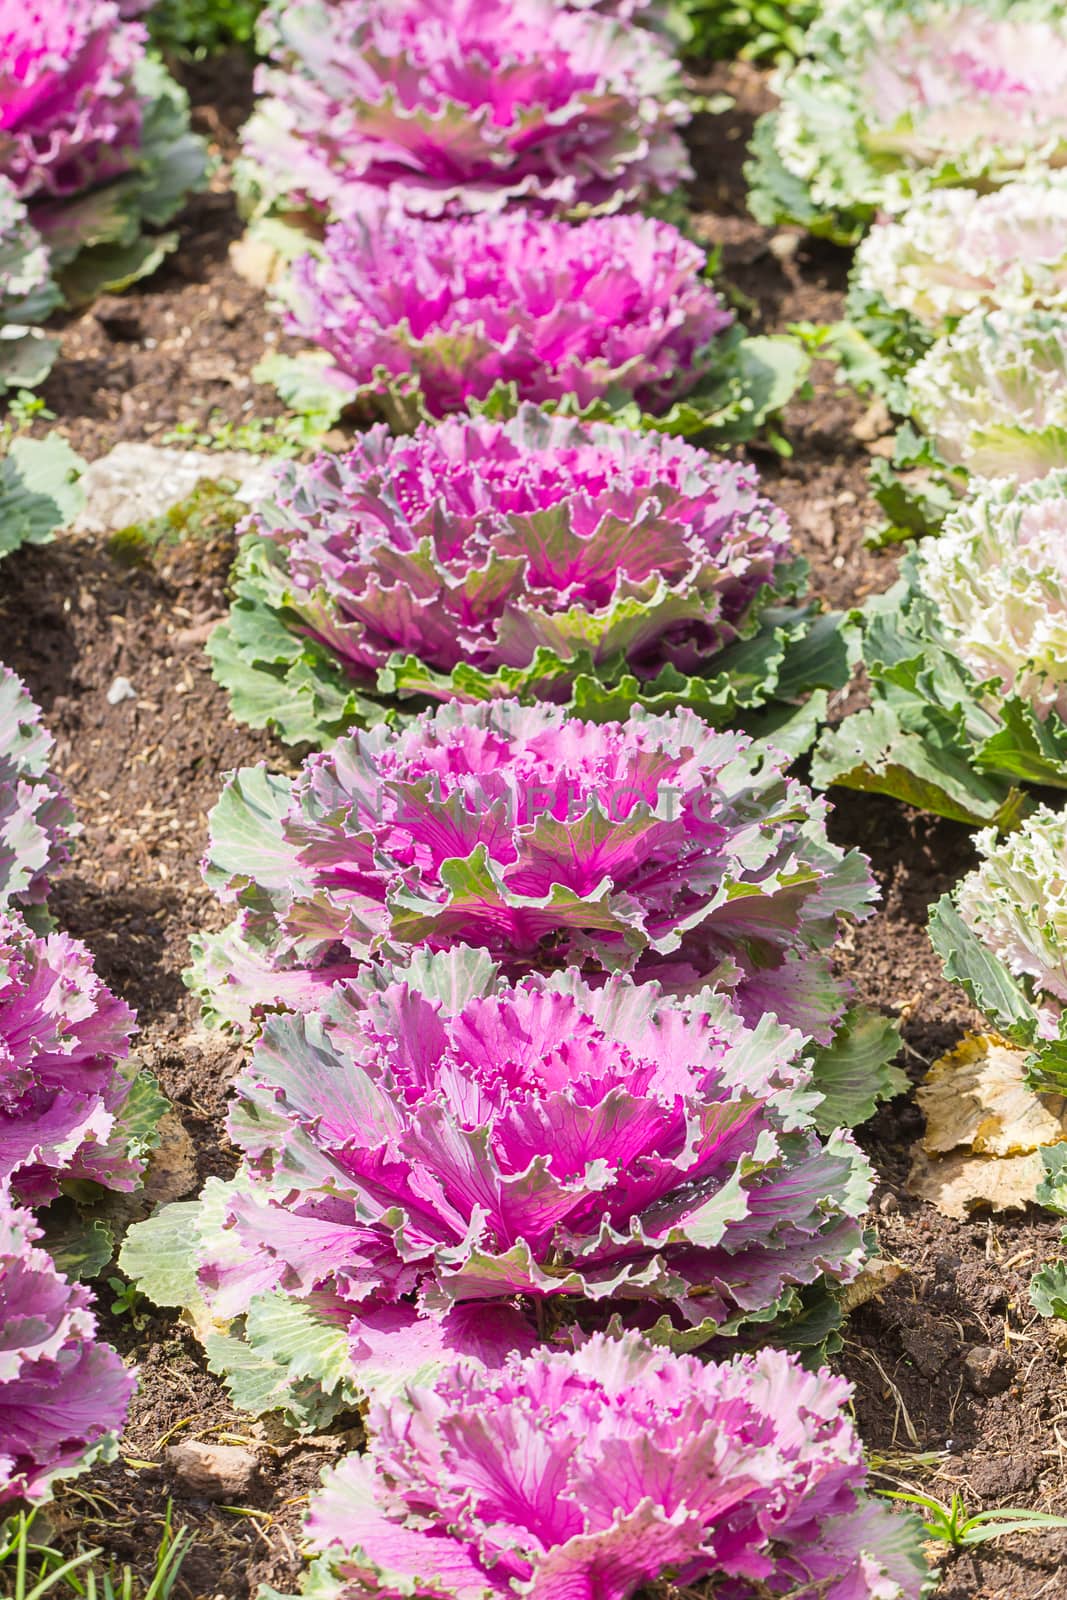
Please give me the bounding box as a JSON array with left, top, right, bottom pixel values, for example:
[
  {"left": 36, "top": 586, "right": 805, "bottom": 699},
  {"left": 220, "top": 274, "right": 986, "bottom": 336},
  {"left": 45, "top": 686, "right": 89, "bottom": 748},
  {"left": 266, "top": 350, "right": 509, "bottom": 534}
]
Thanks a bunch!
[
  {"left": 166, "top": 1440, "right": 259, "bottom": 1500},
  {"left": 74, "top": 444, "right": 277, "bottom": 536}
]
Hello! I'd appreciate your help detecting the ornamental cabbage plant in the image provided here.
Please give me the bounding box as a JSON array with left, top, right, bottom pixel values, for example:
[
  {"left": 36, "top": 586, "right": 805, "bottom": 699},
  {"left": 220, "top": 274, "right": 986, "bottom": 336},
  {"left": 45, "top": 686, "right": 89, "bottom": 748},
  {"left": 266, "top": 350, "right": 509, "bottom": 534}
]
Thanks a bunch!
[
  {"left": 143, "top": 953, "right": 868, "bottom": 1414},
  {"left": 843, "top": 178, "right": 1067, "bottom": 404},
  {"left": 919, "top": 475, "right": 1067, "bottom": 725},
  {"left": 238, "top": 0, "right": 690, "bottom": 222},
  {"left": 271, "top": 1334, "right": 927, "bottom": 1600},
  {"left": 954, "top": 808, "right": 1067, "bottom": 1031},
  {"left": 0, "top": 906, "right": 140, "bottom": 1205},
  {"left": 747, "top": 0, "right": 1067, "bottom": 244},
  {"left": 813, "top": 473, "right": 1067, "bottom": 826},
  {"left": 0, "top": 665, "right": 75, "bottom": 910},
  {"left": 905, "top": 310, "right": 1067, "bottom": 481},
  {"left": 269, "top": 211, "right": 734, "bottom": 430},
  {"left": 210, "top": 408, "right": 814, "bottom": 745},
  {"left": 189, "top": 700, "right": 877, "bottom": 1038},
  {"left": 0, "top": 0, "right": 209, "bottom": 304},
  {"left": 0, "top": 1184, "right": 135, "bottom": 1505},
  {"left": 853, "top": 179, "right": 1067, "bottom": 338},
  {"left": 0, "top": 177, "right": 60, "bottom": 394}
]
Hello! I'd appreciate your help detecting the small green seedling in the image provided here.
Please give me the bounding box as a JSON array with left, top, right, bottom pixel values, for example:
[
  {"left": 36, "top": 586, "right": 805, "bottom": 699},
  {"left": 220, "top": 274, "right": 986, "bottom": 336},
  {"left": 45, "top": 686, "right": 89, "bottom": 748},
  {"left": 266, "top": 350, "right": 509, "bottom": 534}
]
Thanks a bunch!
[{"left": 884, "top": 1489, "right": 1067, "bottom": 1550}]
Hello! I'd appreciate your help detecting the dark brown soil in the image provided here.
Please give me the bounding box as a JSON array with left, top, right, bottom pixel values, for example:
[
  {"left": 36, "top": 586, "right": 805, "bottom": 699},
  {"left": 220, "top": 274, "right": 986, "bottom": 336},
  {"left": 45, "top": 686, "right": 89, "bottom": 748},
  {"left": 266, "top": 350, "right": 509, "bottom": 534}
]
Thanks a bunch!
[{"left": 2, "top": 50, "right": 1066, "bottom": 1600}]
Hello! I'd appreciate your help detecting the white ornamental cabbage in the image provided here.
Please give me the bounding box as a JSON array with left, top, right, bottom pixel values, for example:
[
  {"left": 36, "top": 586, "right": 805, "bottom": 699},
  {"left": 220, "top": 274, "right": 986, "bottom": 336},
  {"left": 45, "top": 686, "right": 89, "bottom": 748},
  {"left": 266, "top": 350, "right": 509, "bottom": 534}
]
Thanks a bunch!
[
  {"left": 954, "top": 806, "right": 1067, "bottom": 1040},
  {"left": 917, "top": 472, "right": 1067, "bottom": 723},
  {"left": 750, "top": 0, "right": 1067, "bottom": 238},
  {"left": 853, "top": 179, "right": 1067, "bottom": 333},
  {"left": 905, "top": 309, "right": 1067, "bottom": 480}
]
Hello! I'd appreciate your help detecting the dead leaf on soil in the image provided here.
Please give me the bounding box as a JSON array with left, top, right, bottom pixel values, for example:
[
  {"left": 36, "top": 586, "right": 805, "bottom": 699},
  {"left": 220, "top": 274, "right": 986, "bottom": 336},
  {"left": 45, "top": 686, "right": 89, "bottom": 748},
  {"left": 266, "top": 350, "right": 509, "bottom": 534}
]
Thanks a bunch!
[
  {"left": 907, "top": 1033, "right": 1067, "bottom": 1219},
  {"left": 839, "top": 1259, "right": 906, "bottom": 1314},
  {"left": 143, "top": 1112, "right": 198, "bottom": 1206}
]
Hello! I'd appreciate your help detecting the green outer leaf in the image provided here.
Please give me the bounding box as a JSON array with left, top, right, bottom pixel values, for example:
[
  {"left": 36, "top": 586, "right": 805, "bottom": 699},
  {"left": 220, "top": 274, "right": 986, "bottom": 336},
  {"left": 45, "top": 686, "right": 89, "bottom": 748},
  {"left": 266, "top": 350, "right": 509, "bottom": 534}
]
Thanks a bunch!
[
  {"left": 1035, "top": 1145, "right": 1067, "bottom": 1215},
  {"left": 811, "top": 555, "right": 1044, "bottom": 826},
  {"left": 261, "top": 326, "right": 811, "bottom": 450},
  {"left": 204, "top": 1293, "right": 360, "bottom": 1430},
  {"left": 977, "top": 700, "right": 1067, "bottom": 789},
  {"left": 1031, "top": 1259, "right": 1067, "bottom": 1319},
  {"left": 115, "top": 1066, "right": 170, "bottom": 1164},
  {"left": 1025, "top": 1036, "right": 1067, "bottom": 1098},
  {"left": 38, "top": 1205, "right": 115, "bottom": 1281},
  {"left": 928, "top": 893, "right": 1039, "bottom": 1041},
  {"left": 812, "top": 701, "right": 1019, "bottom": 827},
  {"left": 118, "top": 1202, "right": 204, "bottom": 1308},
  {"left": 868, "top": 456, "right": 960, "bottom": 544},
  {"left": 0, "top": 434, "right": 85, "bottom": 561},
  {"left": 0, "top": 328, "right": 60, "bottom": 396},
  {"left": 744, "top": 113, "right": 867, "bottom": 245},
  {"left": 807, "top": 1006, "right": 905, "bottom": 1134}
]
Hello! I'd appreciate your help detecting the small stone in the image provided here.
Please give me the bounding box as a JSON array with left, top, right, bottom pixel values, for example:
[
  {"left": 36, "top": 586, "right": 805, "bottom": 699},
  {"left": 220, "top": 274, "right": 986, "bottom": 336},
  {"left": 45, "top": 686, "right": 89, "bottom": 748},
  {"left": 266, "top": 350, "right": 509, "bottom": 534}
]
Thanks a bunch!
[
  {"left": 878, "top": 1192, "right": 899, "bottom": 1216},
  {"left": 963, "top": 1344, "right": 1014, "bottom": 1397},
  {"left": 166, "top": 1440, "right": 259, "bottom": 1500},
  {"left": 768, "top": 231, "right": 800, "bottom": 263},
  {"left": 106, "top": 676, "right": 136, "bottom": 706},
  {"left": 851, "top": 399, "right": 892, "bottom": 443}
]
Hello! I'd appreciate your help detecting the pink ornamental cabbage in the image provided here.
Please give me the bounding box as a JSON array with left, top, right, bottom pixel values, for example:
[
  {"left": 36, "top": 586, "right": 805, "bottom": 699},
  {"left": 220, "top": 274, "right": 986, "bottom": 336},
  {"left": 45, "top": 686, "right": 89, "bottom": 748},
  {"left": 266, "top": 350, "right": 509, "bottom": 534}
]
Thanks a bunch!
[
  {"left": 0, "top": 665, "right": 75, "bottom": 909},
  {"left": 295, "top": 1333, "right": 927, "bottom": 1600},
  {"left": 238, "top": 0, "right": 691, "bottom": 220},
  {"left": 197, "top": 957, "right": 868, "bottom": 1359},
  {"left": 226, "top": 408, "right": 794, "bottom": 721},
  {"left": 0, "top": 1, "right": 145, "bottom": 203},
  {"left": 280, "top": 212, "right": 732, "bottom": 421},
  {"left": 190, "top": 701, "right": 875, "bottom": 1037},
  {"left": 0, "top": 906, "right": 138, "bottom": 1205},
  {"left": 0, "top": 1184, "right": 135, "bottom": 1505}
]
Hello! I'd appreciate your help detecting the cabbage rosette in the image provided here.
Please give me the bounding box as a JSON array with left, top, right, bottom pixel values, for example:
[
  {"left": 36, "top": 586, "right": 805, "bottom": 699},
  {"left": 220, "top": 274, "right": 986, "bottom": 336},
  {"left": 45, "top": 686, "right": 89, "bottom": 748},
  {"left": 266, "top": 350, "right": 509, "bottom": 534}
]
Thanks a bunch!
[
  {"left": 0, "top": 906, "right": 140, "bottom": 1205},
  {"left": 237, "top": 0, "right": 690, "bottom": 221},
  {"left": 126, "top": 949, "right": 874, "bottom": 1421},
  {"left": 748, "top": 0, "right": 1067, "bottom": 244},
  {"left": 905, "top": 309, "right": 1067, "bottom": 483},
  {"left": 264, "top": 210, "right": 736, "bottom": 431},
  {"left": 842, "top": 176, "right": 1067, "bottom": 405},
  {"left": 187, "top": 700, "right": 878, "bottom": 1044},
  {"left": 208, "top": 409, "right": 829, "bottom": 747},
  {"left": 264, "top": 1334, "right": 927, "bottom": 1600},
  {"left": 814, "top": 472, "right": 1067, "bottom": 826}
]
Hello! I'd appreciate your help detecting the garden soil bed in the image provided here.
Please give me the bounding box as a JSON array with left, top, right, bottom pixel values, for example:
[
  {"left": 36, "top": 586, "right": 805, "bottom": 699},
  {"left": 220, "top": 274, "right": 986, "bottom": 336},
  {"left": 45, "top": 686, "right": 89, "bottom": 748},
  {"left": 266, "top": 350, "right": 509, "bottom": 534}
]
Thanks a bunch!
[{"left": 2, "top": 52, "right": 1066, "bottom": 1600}]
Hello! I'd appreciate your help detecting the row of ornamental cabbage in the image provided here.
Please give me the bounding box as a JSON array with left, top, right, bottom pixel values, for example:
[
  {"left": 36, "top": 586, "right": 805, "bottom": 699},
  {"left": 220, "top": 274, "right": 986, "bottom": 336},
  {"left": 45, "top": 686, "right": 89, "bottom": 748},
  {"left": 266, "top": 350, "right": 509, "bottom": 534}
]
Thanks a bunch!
[
  {"left": 0, "top": 662, "right": 146, "bottom": 1504},
  {"left": 118, "top": 2, "right": 926, "bottom": 1593},
  {"left": 742, "top": 1, "right": 1067, "bottom": 826},
  {"left": 0, "top": 0, "right": 210, "bottom": 395},
  {"left": 235, "top": 0, "right": 807, "bottom": 443},
  {"left": 749, "top": 0, "right": 1067, "bottom": 527},
  {"left": 748, "top": 0, "right": 1067, "bottom": 1348}
]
